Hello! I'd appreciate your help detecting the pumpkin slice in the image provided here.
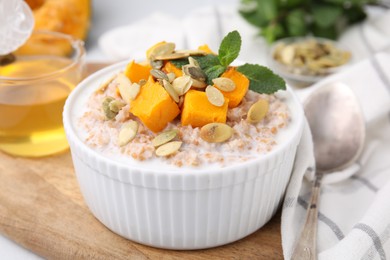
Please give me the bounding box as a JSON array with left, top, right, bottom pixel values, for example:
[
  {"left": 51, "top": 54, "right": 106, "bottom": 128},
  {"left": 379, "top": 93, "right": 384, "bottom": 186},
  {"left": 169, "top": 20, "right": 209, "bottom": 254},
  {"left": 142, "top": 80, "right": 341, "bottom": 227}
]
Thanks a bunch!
[
  {"left": 130, "top": 77, "right": 180, "bottom": 133},
  {"left": 162, "top": 61, "right": 183, "bottom": 78},
  {"left": 181, "top": 90, "right": 229, "bottom": 127},
  {"left": 124, "top": 60, "right": 152, "bottom": 83},
  {"left": 215, "top": 67, "right": 249, "bottom": 108}
]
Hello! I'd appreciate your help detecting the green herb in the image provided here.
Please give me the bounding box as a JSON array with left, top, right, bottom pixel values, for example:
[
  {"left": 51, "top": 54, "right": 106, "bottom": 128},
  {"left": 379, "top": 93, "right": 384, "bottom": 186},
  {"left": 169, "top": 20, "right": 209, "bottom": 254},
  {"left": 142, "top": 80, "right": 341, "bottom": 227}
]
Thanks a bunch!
[
  {"left": 172, "top": 30, "right": 286, "bottom": 94},
  {"left": 218, "top": 31, "right": 241, "bottom": 66},
  {"left": 239, "top": 0, "right": 378, "bottom": 43},
  {"left": 204, "top": 65, "right": 227, "bottom": 85},
  {"left": 237, "top": 64, "right": 286, "bottom": 94}
]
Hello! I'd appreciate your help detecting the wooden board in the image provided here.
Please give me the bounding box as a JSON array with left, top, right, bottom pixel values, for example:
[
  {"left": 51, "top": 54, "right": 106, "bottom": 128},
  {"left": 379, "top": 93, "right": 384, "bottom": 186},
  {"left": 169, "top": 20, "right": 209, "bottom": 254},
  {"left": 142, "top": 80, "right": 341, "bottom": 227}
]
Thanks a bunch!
[{"left": 0, "top": 63, "right": 283, "bottom": 259}]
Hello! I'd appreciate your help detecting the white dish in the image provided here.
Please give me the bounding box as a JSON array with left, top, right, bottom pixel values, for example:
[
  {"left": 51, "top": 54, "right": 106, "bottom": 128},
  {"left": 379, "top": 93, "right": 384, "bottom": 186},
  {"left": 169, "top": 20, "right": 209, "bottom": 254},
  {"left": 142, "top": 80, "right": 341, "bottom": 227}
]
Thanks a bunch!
[{"left": 63, "top": 61, "right": 305, "bottom": 249}]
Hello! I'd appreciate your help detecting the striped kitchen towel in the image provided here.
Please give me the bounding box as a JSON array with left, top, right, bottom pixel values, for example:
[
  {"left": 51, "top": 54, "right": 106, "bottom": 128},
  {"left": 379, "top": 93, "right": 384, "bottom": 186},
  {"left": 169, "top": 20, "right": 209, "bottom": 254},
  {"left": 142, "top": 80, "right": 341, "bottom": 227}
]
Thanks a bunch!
[{"left": 282, "top": 52, "right": 390, "bottom": 260}]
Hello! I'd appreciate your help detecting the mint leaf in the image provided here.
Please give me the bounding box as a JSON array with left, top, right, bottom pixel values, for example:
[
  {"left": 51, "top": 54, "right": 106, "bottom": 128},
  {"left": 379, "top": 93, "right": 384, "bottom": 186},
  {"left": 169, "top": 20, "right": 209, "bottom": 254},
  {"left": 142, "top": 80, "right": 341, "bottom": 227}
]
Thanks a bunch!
[
  {"left": 237, "top": 64, "right": 286, "bottom": 94},
  {"left": 194, "top": 54, "right": 220, "bottom": 70},
  {"left": 204, "top": 65, "right": 227, "bottom": 85},
  {"left": 169, "top": 54, "right": 220, "bottom": 70},
  {"left": 170, "top": 58, "right": 189, "bottom": 68},
  {"left": 312, "top": 4, "right": 343, "bottom": 28},
  {"left": 218, "top": 30, "right": 241, "bottom": 66}
]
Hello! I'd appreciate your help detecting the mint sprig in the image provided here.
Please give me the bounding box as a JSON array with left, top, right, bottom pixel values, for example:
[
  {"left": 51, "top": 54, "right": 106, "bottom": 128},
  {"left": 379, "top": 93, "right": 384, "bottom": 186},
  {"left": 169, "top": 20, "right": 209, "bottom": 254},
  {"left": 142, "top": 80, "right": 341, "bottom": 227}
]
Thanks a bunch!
[{"left": 172, "top": 30, "right": 286, "bottom": 94}]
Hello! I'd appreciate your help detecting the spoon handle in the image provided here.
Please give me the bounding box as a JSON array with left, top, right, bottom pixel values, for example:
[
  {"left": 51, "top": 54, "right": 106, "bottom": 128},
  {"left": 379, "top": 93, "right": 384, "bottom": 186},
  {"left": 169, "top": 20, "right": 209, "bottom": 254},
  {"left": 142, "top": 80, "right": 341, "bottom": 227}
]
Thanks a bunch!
[{"left": 291, "top": 172, "right": 323, "bottom": 260}]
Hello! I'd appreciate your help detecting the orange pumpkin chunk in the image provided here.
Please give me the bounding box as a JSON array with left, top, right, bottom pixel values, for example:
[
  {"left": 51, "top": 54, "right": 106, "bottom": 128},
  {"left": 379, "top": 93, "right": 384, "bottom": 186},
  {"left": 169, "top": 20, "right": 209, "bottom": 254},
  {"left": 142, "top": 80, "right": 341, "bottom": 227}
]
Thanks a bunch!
[
  {"left": 124, "top": 60, "right": 152, "bottom": 83},
  {"left": 181, "top": 90, "right": 229, "bottom": 127},
  {"left": 216, "top": 67, "right": 249, "bottom": 108},
  {"left": 162, "top": 61, "right": 183, "bottom": 77},
  {"left": 130, "top": 79, "right": 180, "bottom": 133}
]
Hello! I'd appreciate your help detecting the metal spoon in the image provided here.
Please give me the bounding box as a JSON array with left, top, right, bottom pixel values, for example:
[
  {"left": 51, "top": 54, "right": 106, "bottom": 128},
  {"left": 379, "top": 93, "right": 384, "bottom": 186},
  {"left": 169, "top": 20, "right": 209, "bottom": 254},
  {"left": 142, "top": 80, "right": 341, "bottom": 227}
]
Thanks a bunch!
[{"left": 291, "top": 82, "right": 366, "bottom": 260}]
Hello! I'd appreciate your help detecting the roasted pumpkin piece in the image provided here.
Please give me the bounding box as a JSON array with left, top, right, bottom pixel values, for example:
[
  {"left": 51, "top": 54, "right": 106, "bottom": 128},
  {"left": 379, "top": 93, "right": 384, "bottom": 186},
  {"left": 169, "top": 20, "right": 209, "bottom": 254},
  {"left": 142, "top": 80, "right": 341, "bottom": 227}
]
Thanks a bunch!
[
  {"left": 181, "top": 90, "right": 229, "bottom": 128},
  {"left": 198, "top": 44, "right": 215, "bottom": 54},
  {"left": 216, "top": 67, "right": 249, "bottom": 108},
  {"left": 130, "top": 79, "right": 180, "bottom": 133},
  {"left": 162, "top": 61, "right": 183, "bottom": 78},
  {"left": 124, "top": 60, "right": 152, "bottom": 83}
]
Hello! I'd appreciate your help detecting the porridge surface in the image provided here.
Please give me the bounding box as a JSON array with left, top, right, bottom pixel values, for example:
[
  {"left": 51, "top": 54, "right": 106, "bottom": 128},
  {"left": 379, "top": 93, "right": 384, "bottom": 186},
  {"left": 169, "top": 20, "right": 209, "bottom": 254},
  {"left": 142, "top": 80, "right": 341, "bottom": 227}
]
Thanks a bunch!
[{"left": 79, "top": 78, "right": 291, "bottom": 168}]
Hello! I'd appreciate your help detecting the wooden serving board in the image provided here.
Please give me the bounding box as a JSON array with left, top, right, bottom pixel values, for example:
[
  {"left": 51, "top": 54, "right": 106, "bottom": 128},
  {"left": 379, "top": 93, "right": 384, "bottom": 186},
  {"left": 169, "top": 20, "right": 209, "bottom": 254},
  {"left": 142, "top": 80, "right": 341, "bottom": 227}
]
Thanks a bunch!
[{"left": 0, "top": 63, "right": 283, "bottom": 259}]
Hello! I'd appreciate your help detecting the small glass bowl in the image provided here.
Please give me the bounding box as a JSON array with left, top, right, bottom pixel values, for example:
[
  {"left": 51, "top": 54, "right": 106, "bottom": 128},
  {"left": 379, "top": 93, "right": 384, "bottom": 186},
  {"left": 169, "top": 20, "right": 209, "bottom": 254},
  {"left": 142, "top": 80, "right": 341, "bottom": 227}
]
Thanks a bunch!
[
  {"left": 0, "top": 30, "right": 86, "bottom": 157},
  {"left": 267, "top": 36, "right": 352, "bottom": 88}
]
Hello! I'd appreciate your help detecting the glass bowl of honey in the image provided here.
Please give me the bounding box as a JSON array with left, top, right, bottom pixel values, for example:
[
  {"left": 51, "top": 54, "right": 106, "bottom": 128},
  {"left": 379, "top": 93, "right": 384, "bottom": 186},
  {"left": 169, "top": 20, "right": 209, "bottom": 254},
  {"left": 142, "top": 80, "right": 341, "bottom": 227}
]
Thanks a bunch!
[{"left": 0, "top": 30, "right": 85, "bottom": 157}]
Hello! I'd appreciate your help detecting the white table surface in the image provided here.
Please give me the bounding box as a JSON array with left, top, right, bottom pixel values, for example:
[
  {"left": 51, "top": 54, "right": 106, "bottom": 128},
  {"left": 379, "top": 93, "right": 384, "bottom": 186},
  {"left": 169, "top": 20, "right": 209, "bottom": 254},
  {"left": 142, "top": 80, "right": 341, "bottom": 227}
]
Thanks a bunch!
[{"left": 1, "top": 0, "right": 237, "bottom": 258}]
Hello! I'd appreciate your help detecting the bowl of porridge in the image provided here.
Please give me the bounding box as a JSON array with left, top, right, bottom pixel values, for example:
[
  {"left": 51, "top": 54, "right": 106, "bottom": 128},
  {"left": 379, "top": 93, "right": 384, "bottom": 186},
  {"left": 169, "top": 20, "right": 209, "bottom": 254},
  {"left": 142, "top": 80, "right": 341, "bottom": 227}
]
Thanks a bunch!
[{"left": 63, "top": 31, "right": 305, "bottom": 249}]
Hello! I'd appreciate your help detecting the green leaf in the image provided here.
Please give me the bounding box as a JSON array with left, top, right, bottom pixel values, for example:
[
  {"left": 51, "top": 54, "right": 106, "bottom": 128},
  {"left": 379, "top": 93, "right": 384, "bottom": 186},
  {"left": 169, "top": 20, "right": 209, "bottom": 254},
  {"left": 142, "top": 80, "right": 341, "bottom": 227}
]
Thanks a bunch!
[
  {"left": 286, "top": 9, "right": 307, "bottom": 36},
  {"left": 312, "top": 24, "right": 338, "bottom": 39},
  {"left": 237, "top": 63, "right": 286, "bottom": 94},
  {"left": 239, "top": 0, "right": 269, "bottom": 27},
  {"left": 256, "top": 0, "right": 278, "bottom": 22},
  {"left": 194, "top": 54, "right": 220, "bottom": 70},
  {"left": 239, "top": 9, "right": 268, "bottom": 28},
  {"left": 344, "top": 5, "right": 367, "bottom": 24},
  {"left": 204, "top": 65, "right": 227, "bottom": 85},
  {"left": 170, "top": 58, "right": 189, "bottom": 68},
  {"left": 312, "top": 4, "right": 343, "bottom": 28},
  {"left": 218, "top": 30, "right": 241, "bottom": 66},
  {"left": 261, "top": 23, "right": 285, "bottom": 43},
  {"left": 280, "top": 0, "right": 307, "bottom": 8}
]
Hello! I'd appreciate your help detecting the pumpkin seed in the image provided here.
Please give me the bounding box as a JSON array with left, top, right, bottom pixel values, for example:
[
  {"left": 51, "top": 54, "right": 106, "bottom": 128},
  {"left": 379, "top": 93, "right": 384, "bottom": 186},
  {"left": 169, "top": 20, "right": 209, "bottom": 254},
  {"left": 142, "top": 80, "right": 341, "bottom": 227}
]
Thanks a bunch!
[
  {"left": 155, "top": 141, "right": 182, "bottom": 157},
  {"left": 200, "top": 123, "right": 233, "bottom": 143},
  {"left": 116, "top": 73, "right": 133, "bottom": 104},
  {"left": 175, "top": 49, "right": 207, "bottom": 56},
  {"left": 152, "top": 129, "right": 178, "bottom": 147},
  {"left": 118, "top": 121, "right": 138, "bottom": 146},
  {"left": 183, "top": 65, "right": 206, "bottom": 82},
  {"left": 147, "top": 42, "right": 175, "bottom": 60},
  {"left": 96, "top": 73, "right": 117, "bottom": 93},
  {"left": 212, "top": 77, "right": 236, "bottom": 92},
  {"left": 108, "top": 100, "right": 125, "bottom": 113},
  {"left": 150, "top": 59, "right": 163, "bottom": 69},
  {"left": 205, "top": 85, "right": 225, "bottom": 107},
  {"left": 102, "top": 96, "right": 116, "bottom": 120},
  {"left": 154, "top": 52, "right": 189, "bottom": 60},
  {"left": 178, "top": 96, "right": 184, "bottom": 108},
  {"left": 167, "top": 72, "right": 176, "bottom": 83},
  {"left": 172, "top": 75, "right": 192, "bottom": 96},
  {"left": 139, "top": 79, "right": 147, "bottom": 86},
  {"left": 129, "top": 82, "right": 141, "bottom": 100},
  {"left": 191, "top": 78, "right": 207, "bottom": 89},
  {"left": 188, "top": 56, "right": 200, "bottom": 67},
  {"left": 162, "top": 79, "right": 180, "bottom": 103},
  {"left": 247, "top": 99, "right": 269, "bottom": 124},
  {"left": 150, "top": 69, "right": 169, "bottom": 81}
]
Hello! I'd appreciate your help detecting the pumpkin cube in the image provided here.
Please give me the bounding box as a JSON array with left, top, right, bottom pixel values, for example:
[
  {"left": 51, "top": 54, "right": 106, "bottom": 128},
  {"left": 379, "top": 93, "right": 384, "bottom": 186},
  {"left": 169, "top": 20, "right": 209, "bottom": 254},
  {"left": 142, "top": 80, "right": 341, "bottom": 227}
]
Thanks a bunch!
[
  {"left": 130, "top": 78, "right": 180, "bottom": 132},
  {"left": 162, "top": 61, "right": 183, "bottom": 78},
  {"left": 216, "top": 67, "right": 249, "bottom": 108},
  {"left": 124, "top": 60, "right": 152, "bottom": 83},
  {"left": 181, "top": 90, "right": 229, "bottom": 127}
]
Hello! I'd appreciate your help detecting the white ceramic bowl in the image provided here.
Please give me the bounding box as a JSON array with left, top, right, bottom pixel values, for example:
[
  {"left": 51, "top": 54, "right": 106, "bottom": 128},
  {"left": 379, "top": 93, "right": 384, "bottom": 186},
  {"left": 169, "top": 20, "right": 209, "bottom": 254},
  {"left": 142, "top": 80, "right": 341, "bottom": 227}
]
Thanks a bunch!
[{"left": 63, "top": 61, "right": 305, "bottom": 250}]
